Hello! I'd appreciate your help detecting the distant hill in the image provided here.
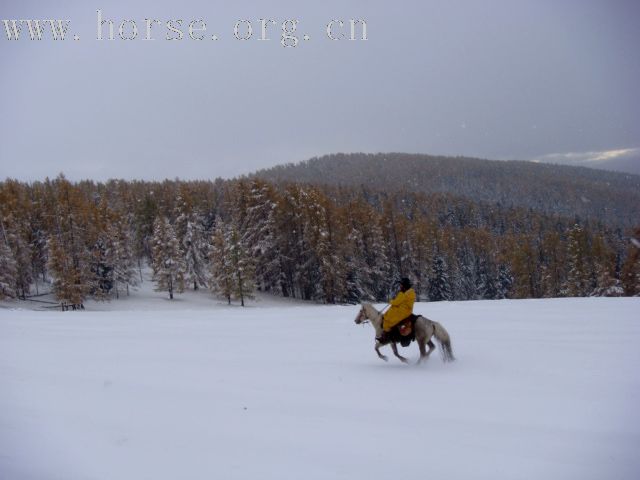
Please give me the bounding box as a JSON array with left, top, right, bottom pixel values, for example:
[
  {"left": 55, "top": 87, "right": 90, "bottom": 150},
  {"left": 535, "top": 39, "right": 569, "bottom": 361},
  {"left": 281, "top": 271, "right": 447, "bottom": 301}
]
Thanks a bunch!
[
  {"left": 252, "top": 153, "right": 640, "bottom": 228},
  {"left": 599, "top": 156, "right": 640, "bottom": 176}
]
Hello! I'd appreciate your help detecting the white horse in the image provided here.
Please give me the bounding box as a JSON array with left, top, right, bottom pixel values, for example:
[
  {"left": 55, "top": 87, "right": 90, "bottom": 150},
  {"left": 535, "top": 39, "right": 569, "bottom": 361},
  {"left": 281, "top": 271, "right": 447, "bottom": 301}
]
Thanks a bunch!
[{"left": 354, "top": 303, "right": 455, "bottom": 364}]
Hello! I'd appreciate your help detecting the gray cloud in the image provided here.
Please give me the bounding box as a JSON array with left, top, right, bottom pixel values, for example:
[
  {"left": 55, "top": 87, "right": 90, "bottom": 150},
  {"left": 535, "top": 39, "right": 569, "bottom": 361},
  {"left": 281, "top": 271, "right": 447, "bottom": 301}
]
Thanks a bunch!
[{"left": 535, "top": 148, "right": 640, "bottom": 164}]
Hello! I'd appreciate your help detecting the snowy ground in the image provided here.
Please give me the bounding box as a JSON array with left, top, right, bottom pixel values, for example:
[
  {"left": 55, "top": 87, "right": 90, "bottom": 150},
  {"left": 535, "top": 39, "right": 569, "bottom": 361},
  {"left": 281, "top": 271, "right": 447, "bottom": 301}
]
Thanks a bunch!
[{"left": 1, "top": 291, "right": 639, "bottom": 479}]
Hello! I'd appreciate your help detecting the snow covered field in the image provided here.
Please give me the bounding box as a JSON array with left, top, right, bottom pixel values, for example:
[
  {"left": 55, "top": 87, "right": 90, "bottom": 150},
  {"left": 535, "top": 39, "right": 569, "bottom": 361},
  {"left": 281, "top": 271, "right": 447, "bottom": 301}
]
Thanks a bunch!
[{"left": 1, "top": 296, "right": 639, "bottom": 480}]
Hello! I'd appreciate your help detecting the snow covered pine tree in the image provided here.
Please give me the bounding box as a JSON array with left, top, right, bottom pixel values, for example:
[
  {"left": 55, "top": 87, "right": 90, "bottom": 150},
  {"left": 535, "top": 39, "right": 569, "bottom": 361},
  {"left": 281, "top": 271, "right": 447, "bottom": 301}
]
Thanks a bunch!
[{"left": 151, "top": 217, "right": 186, "bottom": 300}]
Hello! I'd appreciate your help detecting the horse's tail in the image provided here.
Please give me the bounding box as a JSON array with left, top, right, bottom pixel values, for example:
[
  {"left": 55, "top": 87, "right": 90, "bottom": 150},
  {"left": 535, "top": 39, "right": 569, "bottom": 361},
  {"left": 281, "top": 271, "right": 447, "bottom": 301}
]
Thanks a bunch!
[{"left": 432, "top": 321, "right": 455, "bottom": 362}]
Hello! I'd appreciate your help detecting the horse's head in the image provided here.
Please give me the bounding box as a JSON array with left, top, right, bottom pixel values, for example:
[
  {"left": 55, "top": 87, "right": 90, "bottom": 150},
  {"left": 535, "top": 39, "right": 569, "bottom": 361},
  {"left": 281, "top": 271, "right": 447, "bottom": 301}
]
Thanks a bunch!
[{"left": 354, "top": 306, "right": 368, "bottom": 325}]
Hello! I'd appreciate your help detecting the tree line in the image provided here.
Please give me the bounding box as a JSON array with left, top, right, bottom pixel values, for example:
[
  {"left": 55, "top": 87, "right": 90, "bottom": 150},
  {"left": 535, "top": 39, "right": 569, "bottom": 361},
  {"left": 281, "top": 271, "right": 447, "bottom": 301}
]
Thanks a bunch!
[{"left": 0, "top": 175, "right": 638, "bottom": 306}]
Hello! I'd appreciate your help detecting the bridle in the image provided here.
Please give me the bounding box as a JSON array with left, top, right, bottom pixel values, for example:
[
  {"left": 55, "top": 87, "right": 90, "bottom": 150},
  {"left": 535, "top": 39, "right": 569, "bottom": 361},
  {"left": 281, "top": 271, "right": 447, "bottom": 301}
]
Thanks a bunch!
[{"left": 355, "top": 307, "right": 370, "bottom": 324}]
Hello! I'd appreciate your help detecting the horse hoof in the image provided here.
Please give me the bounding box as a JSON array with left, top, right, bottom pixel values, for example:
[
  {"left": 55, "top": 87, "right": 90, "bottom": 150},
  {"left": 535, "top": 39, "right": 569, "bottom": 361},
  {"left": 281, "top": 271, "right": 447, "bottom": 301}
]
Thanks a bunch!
[{"left": 381, "top": 356, "right": 389, "bottom": 362}]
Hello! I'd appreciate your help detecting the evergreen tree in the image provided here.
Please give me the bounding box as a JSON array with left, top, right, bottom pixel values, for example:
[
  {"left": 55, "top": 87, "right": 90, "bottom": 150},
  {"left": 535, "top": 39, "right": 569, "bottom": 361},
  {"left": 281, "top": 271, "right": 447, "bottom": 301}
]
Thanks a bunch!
[
  {"left": 476, "top": 256, "right": 498, "bottom": 299},
  {"left": 110, "top": 219, "right": 138, "bottom": 298},
  {"left": 0, "top": 239, "right": 17, "bottom": 299},
  {"left": 621, "top": 228, "right": 640, "bottom": 296},
  {"left": 88, "top": 234, "right": 115, "bottom": 300},
  {"left": 408, "top": 219, "right": 435, "bottom": 301},
  {"left": 496, "top": 264, "right": 513, "bottom": 299},
  {"left": 428, "top": 254, "right": 452, "bottom": 301},
  {"left": 47, "top": 234, "right": 89, "bottom": 307},
  {"left": 343, "top": 216, "right": 387, "bottom": 302},
  {"left": 173, "top": 194, "right": 191, "bottom": 245},
  {"left": 455, "top": 244, "right": 477, "bottom": 300},
  {"left": 151, "top": 217, "right": 185, "bottom": 299},
  {"left": 539, "top": 232, "right": 565, "bottom": 298},
  {"left": 510, "top": 237, "right": 537, "bottom": 298},
  {"left": 382, "top": 201, "right": 405, "bottom": 283},
  {"left": 366, "top": 220, "right": 391, "bottom": 300},
  {"left": 45, "top": 177, "right": 93, "bottom": 307},
  {"left": 590, "top": 234, "right": 622, "bottom": 296},
  {"left": 2, "top": 218, "right": 33, "bottom": 299},
  {"left": 228, "top": 226, "right": 255, "bottom": 306},
  {"left": 241, "top": 181, "right": 280, "bottom": 293},
  {"left": 29, "top": 224, "right": 49, "bottom": 292},
  {"left": 564, "top": 224, "right": 589, "bottom": 297},
  {"left": 183, "top": 218, "right": 209, "bottom": 290},
  {"left": 209, "top": 221, "right": 234, "bottom": 304},
  {"left": 133, "top": 192, "right": 158, "bottom": 277},
  {"left": 209, "top": 216, "right": 256, "bottom": 307},
  {"left": 274, "top": 185, "right": 315, "bottom": 299},
  {"left": 304, "top": 189, "right": 343, "bottom": 303},
  {"left": 86, "top": 199, "right": 119, "bottom": 300}
]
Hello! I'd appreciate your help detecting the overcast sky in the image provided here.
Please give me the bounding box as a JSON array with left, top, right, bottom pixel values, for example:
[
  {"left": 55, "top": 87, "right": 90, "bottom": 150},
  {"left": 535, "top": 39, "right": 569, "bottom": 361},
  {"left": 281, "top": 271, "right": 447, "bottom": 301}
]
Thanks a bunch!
[{"left": 1, "top": 0, "right": 638, "bottom": 181}]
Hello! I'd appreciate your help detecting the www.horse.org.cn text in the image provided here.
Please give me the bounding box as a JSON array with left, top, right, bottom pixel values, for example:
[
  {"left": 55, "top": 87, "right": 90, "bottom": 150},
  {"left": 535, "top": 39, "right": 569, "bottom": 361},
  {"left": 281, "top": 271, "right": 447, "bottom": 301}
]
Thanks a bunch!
[{"left": 2, "top": 10, "right": 368, "bottom": 48}]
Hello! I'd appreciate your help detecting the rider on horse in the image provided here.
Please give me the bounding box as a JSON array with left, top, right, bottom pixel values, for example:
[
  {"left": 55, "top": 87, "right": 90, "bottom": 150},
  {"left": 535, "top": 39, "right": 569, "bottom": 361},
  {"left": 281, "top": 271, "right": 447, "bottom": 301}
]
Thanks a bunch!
[{"left": 377, "top": 278, "right": 416, "bottom": 343}]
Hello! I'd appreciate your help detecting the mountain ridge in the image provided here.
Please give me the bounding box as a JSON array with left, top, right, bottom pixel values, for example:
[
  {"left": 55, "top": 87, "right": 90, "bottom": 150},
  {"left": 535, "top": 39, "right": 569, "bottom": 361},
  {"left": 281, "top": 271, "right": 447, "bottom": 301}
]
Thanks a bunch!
[{"left": 251, "top": 153, "right": 640, "bottom": 228}]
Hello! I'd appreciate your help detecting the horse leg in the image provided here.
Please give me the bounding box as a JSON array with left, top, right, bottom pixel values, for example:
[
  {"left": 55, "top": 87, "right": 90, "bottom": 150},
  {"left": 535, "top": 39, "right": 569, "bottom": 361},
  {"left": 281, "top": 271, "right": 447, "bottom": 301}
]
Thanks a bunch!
[
  {"left": 375, "top": 341, "right": 388, "bottom": 362},
  {"left": 426, "top": 324, "right": 437, "bottom": 357},
  {"left": 427, "top": 340, "right": 436, "bottom": 356},
  {"left": 416, "top": 328, "right": 436, "bottom": 364},
  {"left": 391, "top": 342, "right": 408, "bottom": 363},
  {"left": 417, "top": 338, "right": 428, "bottom": 364}
]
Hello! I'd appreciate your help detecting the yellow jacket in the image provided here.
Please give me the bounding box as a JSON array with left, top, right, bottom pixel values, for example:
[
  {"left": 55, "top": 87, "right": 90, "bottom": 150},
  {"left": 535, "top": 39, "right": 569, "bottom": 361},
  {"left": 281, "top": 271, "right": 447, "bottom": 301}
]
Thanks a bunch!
[{"left": 383, "top": 288, "right": 416, "bottom": 331}]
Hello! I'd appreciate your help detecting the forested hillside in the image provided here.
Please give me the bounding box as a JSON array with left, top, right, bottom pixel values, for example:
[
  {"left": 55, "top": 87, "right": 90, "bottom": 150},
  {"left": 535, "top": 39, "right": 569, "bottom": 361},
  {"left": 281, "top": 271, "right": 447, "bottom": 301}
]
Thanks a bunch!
[
  {"left": 1, "top": 172, "right": 638, "bottom": 307},
  {"left": 253, "top": 153, "right": 640, "bottom": 228}
]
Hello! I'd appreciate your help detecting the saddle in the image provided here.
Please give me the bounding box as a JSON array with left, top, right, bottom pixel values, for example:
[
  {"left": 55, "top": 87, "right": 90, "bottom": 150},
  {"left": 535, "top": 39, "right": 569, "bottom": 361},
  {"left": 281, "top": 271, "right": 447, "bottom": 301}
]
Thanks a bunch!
[
  {"left": 397, "top": 317, "right": 414, "bottom": 337},
  {"left": 379, "top": 314, "right": 418, "bottom": 347},
  {"left": 397, "top": 314, "right": 418, "bottom": 346}
]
